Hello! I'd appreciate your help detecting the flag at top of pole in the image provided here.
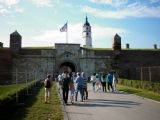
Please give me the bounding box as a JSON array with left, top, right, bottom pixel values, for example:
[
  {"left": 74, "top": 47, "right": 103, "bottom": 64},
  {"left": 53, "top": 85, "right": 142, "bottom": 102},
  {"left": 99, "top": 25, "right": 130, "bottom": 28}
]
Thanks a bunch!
[
  {"left": 60, "top": 22, "right": 67, "bottom": 32},
  {"left": 60, "top": 22, "right": 68, "bottom": 43}
]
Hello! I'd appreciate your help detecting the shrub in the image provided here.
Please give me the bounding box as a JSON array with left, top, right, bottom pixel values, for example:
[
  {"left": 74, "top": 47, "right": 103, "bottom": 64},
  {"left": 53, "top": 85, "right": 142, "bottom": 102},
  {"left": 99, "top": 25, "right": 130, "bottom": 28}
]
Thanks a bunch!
[{"left": 118, "top": 78, "right": 160, "bottom": 94}]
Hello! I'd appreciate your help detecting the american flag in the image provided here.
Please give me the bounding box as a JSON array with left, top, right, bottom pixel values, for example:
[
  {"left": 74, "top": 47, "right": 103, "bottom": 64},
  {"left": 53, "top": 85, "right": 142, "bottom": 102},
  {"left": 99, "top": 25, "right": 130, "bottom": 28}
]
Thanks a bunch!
[{"left": 60, "top": 23, "right": 67, "bottom": 32}]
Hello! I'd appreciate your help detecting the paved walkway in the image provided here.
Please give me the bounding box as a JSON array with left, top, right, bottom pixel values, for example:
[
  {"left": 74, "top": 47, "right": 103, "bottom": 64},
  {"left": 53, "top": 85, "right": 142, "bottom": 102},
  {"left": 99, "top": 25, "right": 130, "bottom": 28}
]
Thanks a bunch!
[{"left": 59, "top": 83, "right": 160, "bottom": 120}]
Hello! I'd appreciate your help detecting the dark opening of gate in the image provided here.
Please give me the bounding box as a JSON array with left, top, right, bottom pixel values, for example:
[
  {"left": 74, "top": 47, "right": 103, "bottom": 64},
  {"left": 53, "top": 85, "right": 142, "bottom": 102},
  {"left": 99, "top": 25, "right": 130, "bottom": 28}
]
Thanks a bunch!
[{"left": 59, "top": 62, "right": 75, "bottom": 73}]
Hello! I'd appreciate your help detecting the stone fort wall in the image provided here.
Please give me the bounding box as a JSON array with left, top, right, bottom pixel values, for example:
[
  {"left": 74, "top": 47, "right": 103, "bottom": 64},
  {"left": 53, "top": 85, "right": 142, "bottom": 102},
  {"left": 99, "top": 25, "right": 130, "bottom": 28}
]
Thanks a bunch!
[
  {"left": 0, "top": 47, "right": 160, "bottom": 84},
  {"left": 119, "top": 50, "right": 160, "bottom": 81},
  {"left": 0, "top": 48, "right": 12, "bottom": 84}
]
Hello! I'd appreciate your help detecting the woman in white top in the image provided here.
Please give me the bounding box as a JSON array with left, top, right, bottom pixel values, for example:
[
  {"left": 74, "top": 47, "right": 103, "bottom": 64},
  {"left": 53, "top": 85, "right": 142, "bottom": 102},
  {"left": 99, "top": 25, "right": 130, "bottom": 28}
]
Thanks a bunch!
[
  {"left": 95, "top": 73, "right": 101, "bottom": 91},
  {"left": 113, "top": 72, "right": 118, "bottom": 91},
  {"left": 90, "top": 73, "right": 96, "bottom": 92}
]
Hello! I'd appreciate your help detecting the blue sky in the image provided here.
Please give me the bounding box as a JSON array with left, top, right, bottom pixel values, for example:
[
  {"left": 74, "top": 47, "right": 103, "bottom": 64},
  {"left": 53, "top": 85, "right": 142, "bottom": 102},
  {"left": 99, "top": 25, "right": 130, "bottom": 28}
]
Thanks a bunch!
[{"left": 0, "top": 0, "right": 160, "bottom": 48}]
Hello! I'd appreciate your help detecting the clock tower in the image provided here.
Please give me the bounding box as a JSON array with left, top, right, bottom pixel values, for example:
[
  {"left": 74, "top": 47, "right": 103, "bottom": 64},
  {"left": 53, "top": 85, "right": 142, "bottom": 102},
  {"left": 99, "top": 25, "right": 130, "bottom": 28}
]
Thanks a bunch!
[{"left": 82, "top": 16, "right": 92, "bottom": 48}]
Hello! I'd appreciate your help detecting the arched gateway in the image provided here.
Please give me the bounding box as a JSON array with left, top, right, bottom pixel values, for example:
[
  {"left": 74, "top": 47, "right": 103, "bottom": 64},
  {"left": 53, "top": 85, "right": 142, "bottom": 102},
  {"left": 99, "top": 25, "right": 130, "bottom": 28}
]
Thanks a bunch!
[{"left": 59, "top": 61, "right": 76, "bottom": 73}]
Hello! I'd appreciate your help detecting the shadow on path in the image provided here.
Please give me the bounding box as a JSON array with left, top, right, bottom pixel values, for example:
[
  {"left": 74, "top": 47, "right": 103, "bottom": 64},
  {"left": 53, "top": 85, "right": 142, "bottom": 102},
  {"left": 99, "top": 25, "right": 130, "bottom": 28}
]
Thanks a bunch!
[{"left": 71, "top": 98, "right": 141, "bottom": 108}]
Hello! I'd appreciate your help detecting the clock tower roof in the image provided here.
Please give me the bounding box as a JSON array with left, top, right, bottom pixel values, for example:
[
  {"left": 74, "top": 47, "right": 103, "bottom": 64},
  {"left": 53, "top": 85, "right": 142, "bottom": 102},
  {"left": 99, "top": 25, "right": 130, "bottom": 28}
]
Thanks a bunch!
[{"left": 84, "top": 16, "right": 90, "bottom": 26}]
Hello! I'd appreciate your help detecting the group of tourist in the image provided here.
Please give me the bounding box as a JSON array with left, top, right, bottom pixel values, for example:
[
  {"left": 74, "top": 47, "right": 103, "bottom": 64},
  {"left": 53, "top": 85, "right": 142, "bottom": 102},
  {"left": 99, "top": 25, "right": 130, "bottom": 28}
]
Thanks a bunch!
[
  {"left": 57, "top": 72, "right": 88, "bottom": 105},
  {"left": 90, "top": 71, "right": 118, "bottom": 93},
  {"left": 43, "top": 70, "right": 118, "bottom": 105}
]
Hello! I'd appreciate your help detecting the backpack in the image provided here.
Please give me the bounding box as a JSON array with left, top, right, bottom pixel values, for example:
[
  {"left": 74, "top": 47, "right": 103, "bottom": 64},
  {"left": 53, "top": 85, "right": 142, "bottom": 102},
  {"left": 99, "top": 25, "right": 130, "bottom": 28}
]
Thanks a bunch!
[{"left": 45, "top": 78, "right": 51, "bottom": 88}]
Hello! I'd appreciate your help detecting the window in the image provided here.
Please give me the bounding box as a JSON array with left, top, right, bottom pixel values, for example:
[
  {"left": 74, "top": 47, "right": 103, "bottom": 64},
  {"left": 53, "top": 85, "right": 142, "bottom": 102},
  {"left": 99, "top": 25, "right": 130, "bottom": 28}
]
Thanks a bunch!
[
  {"left": 65, "top": 54, "right": 69, "bottom": 58},
  {"left": 86, "top": 32, "right": 89, "bottom": 36}
]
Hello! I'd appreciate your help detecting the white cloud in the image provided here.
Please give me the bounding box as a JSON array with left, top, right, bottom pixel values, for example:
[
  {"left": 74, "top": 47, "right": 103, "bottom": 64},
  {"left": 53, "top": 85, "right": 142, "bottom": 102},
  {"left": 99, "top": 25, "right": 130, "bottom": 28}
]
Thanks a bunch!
[
  {"left": 92, "top": 25, "right": 126, "bottom": 40},
  {"left": 90, "top": 0, "right": 112, "bottom": 4},
  {"left": 0, "top": 6, "right": 23, "bottom": 14},
  {"left": 30, "top": 0, "right": 52, "bottom": 7},
  {"left": 31, "top": 23, "right": 82, "bottom": 46},
  {"left": 89, "top": 0, "right": 127, "bottom": 7},
  {"left": 15, "top": 7, "right": 23, "bottom": 13},
  {"left": 0, "top": 0, "right": 23, "bottom": 14},
  {"left": 0, "top": 5, "right": 10, "bottom": 14},
  {"left": 149, "top": 0, "right": 160, "bottom": 3},
  {"left": 0, "top": 8, "right": 10, "bottom": 13},
  {"left": 0, "top": 0, "right": 19, "bottom": 6},
  {"left": 30, "top": 23, "right": 126, "bottom": 47},
  {"left": 82, "top": 6, "right": 121, "bottom": 19},
  {"left": 82, "top": 3, "right": 160, "bottom": 19},
  {"left": 0, "top": 4, "right": 3, "bottom": 8}
]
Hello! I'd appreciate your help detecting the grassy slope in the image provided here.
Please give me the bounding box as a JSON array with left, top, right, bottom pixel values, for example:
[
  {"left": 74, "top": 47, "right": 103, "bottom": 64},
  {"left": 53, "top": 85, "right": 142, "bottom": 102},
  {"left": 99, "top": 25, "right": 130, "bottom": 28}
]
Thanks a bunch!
[
  {"left": 14, "top": 82, "right": 63, "bottom": 120},
  {"left": 0, "top": 81, "right": 37, "bottom": 101},
  {"left": 0, "top": 82, "right": 63, "bottom": 120},
  {"left": 117, "top": 85, "right": 160, "bottom": 102},
  {"left": 0, "top": 84, "right": 26, "bottom": 100}
]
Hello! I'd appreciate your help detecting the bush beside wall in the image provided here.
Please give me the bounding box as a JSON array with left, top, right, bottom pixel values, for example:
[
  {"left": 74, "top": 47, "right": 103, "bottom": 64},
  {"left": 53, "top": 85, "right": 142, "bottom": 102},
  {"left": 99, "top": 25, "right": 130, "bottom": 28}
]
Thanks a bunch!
[{"left": 118, "top": 78, "right": 160, "bottom": 94}]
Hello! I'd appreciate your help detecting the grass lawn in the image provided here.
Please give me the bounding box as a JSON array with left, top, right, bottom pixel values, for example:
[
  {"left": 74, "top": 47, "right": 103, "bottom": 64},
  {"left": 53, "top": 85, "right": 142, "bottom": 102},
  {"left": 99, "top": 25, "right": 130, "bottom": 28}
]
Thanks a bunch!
[
  {"left": 117, "top": 85, "right": 160, "bottom": 102},
  {"left": 0, "top": 82, "right": 63, "bottom": 120},
  {"left": 0, "top": 84, "right": 26, "bottom": 101},
  {"left": 0, "top": 80, "right": 37, "bottom": 101}
]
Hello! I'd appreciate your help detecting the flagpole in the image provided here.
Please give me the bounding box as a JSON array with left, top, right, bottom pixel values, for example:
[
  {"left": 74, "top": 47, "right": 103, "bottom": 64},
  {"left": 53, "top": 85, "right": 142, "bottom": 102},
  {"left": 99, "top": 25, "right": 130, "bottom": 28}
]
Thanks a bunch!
[{"left": 66, "top": 21, "right": 68, "bottom": 44}]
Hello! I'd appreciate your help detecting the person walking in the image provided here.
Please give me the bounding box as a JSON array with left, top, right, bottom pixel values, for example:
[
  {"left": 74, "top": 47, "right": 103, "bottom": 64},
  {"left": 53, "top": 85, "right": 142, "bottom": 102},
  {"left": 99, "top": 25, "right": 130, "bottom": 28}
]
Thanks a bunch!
[
  {"left": 75, "top": 72, "right": 84, "bottom": 102},
  {"left": 90, "top": 73, "right": 96, "bottom": 92},
  {"left": 113, "top": 71, "right": 118, "bottom": 91},
  {"left": 44, "top": 74, "right": 52, "bottom": 103},
  {"left": 61, "top": 72, "right": 71, "bottom": 105},
  {"left": 96, "top": 73, "right": 101, "bottom": 91},
  {"left": 101, "top": 74, "right": 107, "bottom": 92},
  {"left": 81, "top": 72, "right": 88, "bottom": 100},
  {"left": 58, "top": 73, "right": 63, "bottom": 89},
  {"left": 107, "top": 71, "right": 114, "bottom": 92},
  {"left": 69, "top": 79, "right": 75, "bottom": 104}
]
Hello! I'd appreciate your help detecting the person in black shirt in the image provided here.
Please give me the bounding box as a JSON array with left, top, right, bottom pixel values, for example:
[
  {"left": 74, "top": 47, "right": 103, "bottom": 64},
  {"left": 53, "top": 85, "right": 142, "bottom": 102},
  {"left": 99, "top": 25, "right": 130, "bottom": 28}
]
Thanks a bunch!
[{"left": 61, "top": 72, "right": 70, "bottom": 105}]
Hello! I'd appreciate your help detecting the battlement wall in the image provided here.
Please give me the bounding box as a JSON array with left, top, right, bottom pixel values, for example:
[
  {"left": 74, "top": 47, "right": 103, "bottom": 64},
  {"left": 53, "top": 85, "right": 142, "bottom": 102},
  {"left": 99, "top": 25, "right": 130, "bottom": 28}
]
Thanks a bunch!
[
  {"left": 119, "top": 50, "right": 160, "bottom": 82},
  {"left": 0, "top": 48, "right": 12, "bottom": 84}
]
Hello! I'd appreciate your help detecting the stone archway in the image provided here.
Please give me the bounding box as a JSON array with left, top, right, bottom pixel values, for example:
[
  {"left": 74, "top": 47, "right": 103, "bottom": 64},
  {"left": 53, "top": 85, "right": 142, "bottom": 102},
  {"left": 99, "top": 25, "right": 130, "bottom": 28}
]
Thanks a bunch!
[{"left": 59, "top": 61, "right": 76, "bottom": 73}]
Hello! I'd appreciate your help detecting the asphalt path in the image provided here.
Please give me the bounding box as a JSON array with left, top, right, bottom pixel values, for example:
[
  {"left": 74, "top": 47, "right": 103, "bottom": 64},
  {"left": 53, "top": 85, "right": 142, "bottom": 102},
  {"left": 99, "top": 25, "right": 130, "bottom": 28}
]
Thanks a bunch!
[{"left": 61, "top": 83, "right": 160, "bottom": 120}]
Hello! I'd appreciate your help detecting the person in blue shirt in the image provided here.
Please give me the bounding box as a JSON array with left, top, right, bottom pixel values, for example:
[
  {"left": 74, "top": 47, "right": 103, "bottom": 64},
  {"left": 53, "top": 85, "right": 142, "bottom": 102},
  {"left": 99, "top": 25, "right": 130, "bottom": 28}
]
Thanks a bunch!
[
  {"left": 107, "top": 71, "right": 114, "bottom": 92},
  {"left": 75, "top": 72, "right": 84, "bottom": 102}
]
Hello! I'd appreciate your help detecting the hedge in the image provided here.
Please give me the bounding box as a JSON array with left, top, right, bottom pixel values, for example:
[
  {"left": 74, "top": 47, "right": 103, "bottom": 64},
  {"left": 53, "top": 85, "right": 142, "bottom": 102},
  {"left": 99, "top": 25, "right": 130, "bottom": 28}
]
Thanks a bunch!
[
  {"left": 118, "top": 78, "right": 160, "bottom": 94},
  {"left": 0, "top": 80, "right": 40, "bottom": 101}
]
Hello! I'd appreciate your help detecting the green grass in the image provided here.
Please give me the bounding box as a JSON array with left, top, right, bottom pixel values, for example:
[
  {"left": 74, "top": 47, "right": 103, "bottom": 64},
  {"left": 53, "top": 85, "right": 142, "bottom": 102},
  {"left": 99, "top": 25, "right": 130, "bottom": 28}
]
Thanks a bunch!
[
  {"left": 122, "top": 48, "right": 160, "bottom": 51},
  {"left": 82, "top": 47, "right": 112, "bottom": 50},
  {"left": 22, "top": 46, "right": 55, "bottom": 49},
  {"left": 0, "top": 84, "right": 26, "bottom": 101},
  {"left": 0, "top": 80, "right": 39, "bottom": 101},
  {"left": 118, "top": 78, "right": 160, "bottom": 93},
  {"left": 9, "top": 82, "right": 63, "bottom": 120},
  {"left": 82, "top": 47, "right": 160, "bottom": 51},
  {"left": 117, "top": 85, "right": 160, "bottom": 102}
]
